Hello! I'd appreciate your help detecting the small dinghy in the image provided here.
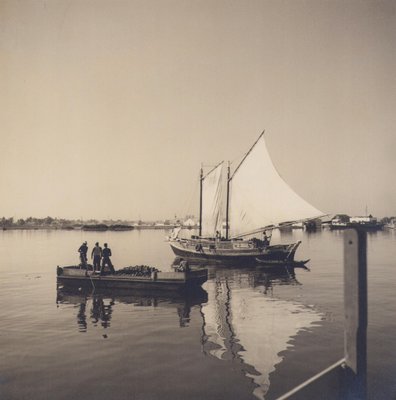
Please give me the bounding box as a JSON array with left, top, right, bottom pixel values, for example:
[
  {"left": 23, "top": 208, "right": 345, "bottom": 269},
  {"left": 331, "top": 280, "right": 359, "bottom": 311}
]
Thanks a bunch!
[{"left": 255, "top": 258, "right": 310, "bottom": 268}]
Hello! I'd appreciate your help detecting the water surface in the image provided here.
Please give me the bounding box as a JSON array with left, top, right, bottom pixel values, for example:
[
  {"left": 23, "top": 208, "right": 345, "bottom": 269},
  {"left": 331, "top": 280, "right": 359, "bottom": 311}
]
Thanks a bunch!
[{"left": 1, "top": 228, "right": 395, "bottom": 399}]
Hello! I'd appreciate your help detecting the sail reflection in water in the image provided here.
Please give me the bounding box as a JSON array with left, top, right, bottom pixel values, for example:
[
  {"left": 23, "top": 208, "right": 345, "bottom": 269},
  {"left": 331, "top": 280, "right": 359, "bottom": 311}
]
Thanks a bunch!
[
  {"left": 56, "top": 286, "right": 208, "bottom": 332},
  {"left": 201, "top": 267, "right": 323, "bottom": 400},
  {"left": 56, "top": 268, "right": 322, "bottom": 400}
]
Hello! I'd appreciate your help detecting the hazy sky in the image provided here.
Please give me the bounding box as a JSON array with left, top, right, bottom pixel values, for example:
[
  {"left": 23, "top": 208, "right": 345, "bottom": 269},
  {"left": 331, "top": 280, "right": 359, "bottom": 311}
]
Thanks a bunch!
[{"left": 1, "top": 0, "right": 395, "bottom": 220}]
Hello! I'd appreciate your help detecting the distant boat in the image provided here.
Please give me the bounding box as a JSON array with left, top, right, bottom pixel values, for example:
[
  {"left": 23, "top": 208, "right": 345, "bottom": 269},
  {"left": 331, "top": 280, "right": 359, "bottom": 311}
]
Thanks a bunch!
[
  {"left": 330, "top": 214, "right": 384, "bottom": 231},
  {"left": 82, "top": 224, "right": 109, "bottom": 231},
  {"left": 81, "top": 224, "right": 134, "bottom": 231},
  {"left": 61, "top": 225, "right": 75, "bottom": 230},
  {"left": 278, "top": 221, "right": 294, "bottom": 231},
  {"left": 385, "top": 218, "right": 396, "bottom": 229},
  {"left": 169, "top": 131, "right": 324, "bottom": 265},
  {"left": 304, "top": 219, "right": 321, "bottom": 232},
  {"left": 108, "top": 224, "right": 134, "bottom": 231},
  {"left": 349, "top": 215, "right": 384, "bottom": 231},
  {"left": 291, "top": 221, "right": 304, "bottom": 229}
]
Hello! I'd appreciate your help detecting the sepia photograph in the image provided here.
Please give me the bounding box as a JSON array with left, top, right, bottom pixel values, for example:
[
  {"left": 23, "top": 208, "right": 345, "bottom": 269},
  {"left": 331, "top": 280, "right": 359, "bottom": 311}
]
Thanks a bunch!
[{"left": 1, "top": 1, "right": 395, "bottom": 399}]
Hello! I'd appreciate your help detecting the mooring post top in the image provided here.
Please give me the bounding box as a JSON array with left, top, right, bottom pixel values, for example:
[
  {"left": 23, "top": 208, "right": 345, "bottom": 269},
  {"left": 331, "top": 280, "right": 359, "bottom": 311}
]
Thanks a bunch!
[{"left": 343, "top": 227, "right": 367, "bottom": 266}]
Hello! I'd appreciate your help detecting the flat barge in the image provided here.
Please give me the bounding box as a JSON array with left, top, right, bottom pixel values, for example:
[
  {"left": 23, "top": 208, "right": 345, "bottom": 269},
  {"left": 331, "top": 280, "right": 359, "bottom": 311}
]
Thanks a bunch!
[{"left": 57, "top": 265, "right": 208, "bottom": 291}]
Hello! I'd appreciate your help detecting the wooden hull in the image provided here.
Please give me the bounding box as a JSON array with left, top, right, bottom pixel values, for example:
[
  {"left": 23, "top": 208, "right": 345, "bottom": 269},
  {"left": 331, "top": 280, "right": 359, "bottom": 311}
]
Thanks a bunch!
[
  {"left": 330, "top": 223, "right": 349, "bottom": 230},
  {"left": 57, "top": 266, "right": 208, "bottom": 291},
  {"left": 169, "top": 239, "right": 301, "bottom": 265},
  {"left": 349, "top": 223, "right": 384, "bottom": 231}
]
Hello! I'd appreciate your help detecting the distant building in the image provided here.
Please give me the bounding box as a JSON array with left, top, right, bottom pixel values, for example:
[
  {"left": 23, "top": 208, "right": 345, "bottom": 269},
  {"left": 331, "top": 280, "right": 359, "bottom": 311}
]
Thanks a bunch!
[
  {"left": 330, "top": 214, "right": 350, "bottom": 229},
  {"left": 332, "top": 214, "right": 350, "bottom": 223},
  {"left": 183, "top": 218, "right": 196, "bottom": 228}
]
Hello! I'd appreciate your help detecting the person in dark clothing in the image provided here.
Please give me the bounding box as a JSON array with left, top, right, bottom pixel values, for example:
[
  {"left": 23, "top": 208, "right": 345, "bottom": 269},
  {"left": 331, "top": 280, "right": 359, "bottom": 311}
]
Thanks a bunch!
[
  {"left": 178, "top": 258, "right": 190, "bottom": 272},
  {"left": 78, "top": 241, "right": 88, "bottom": 267},
  {"left": 263, "top": 231, "right": 270, "bottom": 246},
  {"left": 101, "top": 243, "right": 115, "bottom": 274},
  {"left": 91, "top": 242, "right": 102, "bottom": 272}
]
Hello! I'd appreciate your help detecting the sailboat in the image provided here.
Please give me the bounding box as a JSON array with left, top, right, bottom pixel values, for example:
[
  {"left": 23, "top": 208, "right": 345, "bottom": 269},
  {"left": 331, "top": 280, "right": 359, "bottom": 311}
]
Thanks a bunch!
[{"left": 169, "top": 131, "right": 323, "bottom": 265}]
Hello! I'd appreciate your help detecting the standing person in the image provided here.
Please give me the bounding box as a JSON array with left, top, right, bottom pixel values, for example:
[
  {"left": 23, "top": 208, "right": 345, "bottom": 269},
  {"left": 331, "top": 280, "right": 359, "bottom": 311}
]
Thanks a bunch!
[
  {"left": 178, "top": 258, "right": 190, "bottom": 272},
  {"left": 101, "top": 243, "right": 115, "bottom": 274},
  {"left": 78, "top": 241, "right": 88, "bottom": 267},
  {"left": 263, "top": 231, "right": 270, "bottom": 246},
  {"left": 91, "top": 242, "right": 102, "bottom": 272}
]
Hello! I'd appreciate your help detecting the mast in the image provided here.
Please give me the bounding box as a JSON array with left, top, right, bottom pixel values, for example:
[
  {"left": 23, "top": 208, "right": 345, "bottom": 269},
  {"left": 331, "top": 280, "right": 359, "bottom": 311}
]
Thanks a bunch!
[
  {"left": 230, "top": 130, "right": 265, "bottom": 180},
  {"left": 226, "top": 162, "right": 230, "bottom": 240},
  {"left": 199, "top": 165, "right": 203, "bottom": 237},
  {"left": 199, "top": 161, "right": 223, "bottom": 237},
  {"left": 203, "top": 161, "right": 224, "bottom": 179},
  {"left": 225, "top": 131, "right": 265, "bottom": 239}
]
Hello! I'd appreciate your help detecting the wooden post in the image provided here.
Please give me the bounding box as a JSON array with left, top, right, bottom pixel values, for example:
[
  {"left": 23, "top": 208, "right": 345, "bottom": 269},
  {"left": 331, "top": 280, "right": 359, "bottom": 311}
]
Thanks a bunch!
[
  {"left": 273, "top": 227, "right": 368, "bottom": 400},
  {"left": 225, "top": 162, "right": 230, "bottom": 240},
  {"left": 199, "top": 165, "right": 203, "bottom": 237},
  {"left": 274, "top": 227, "right": 368, "bottom": 400},
  {"left": 343, "top": 227, "right": 367, "bottom": 399}
]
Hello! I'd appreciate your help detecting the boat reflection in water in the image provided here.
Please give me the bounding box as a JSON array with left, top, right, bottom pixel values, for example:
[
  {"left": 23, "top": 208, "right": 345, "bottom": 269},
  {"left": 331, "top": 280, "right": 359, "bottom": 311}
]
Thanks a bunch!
[
  {"left": 56, "top": 263, "right": 322, "bottom": 400},
  {"left": 200, "top": 263, "right": 323, "bottom": 400},
  {"left": 56, "top": 285, "right": 208, "bottom": 331}
]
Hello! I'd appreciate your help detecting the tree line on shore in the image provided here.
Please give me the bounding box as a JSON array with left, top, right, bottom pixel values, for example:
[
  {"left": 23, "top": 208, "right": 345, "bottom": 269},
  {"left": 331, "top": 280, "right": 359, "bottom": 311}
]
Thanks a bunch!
[
  {"left": 1, "top": 216, "right": 62, "bottom": 227},
  {"left": 0, "top": 216, "right": 179, "bottom": 229},
  {"left": 0, "top": 216, "right": 129, "bottom": 228}
]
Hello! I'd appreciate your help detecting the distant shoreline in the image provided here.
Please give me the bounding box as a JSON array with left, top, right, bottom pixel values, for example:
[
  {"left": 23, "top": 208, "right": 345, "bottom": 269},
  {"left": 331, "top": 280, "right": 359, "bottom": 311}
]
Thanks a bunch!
[{"left": 1, "top": 225, "right": 192, "bottom": 231}]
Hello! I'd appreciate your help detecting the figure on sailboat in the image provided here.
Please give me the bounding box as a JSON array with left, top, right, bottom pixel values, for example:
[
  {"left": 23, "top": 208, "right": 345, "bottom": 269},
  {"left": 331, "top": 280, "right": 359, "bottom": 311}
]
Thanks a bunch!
[{"left": 168, "top": 131, "right": 323, "bottom": 265}]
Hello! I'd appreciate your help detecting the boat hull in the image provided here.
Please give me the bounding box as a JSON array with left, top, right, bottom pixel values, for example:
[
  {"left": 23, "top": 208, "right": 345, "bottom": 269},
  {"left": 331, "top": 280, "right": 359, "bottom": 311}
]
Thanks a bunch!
[
  {"left": 56, "top": 266, "right": 208, "bottom": 291},
  {"left": 255, "top": 258, "right": 310, "bottom": 268},
  {"left": 169, "top": 239, "right": 301, "bottom": 265},
  {"left": 331, "top": 222, "right": 384, "bottom": 231},
  {"left": 330, "top": 223, "right": 349, "bottom": 230},
  {"left": 349, "top": 222, "right": 384, "bottom": 231}
]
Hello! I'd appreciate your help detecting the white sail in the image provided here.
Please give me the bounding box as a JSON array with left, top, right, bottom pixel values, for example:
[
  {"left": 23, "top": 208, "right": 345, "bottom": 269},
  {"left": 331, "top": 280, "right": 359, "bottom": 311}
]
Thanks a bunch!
[
  {"left": 229, "top": 134, "right": 323, "bottom": 237},
  {"left": 201, "top": 163, "right": 223, "bottom": 237}
]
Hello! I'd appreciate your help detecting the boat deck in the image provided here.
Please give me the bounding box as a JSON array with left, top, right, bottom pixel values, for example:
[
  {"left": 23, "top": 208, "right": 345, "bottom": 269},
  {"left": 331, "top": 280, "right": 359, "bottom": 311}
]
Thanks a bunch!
[
  {"left": 57, "top": 265, "right": 208, "bottom": 291},
  {"left": 170, "top": 239, "right": 301, "bottom": 264}
]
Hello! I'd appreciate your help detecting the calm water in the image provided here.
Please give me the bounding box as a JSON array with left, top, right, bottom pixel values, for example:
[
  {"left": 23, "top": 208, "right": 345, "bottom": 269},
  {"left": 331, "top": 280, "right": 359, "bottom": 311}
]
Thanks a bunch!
[{"left": 1, "top": 228, "right": 395, "bottom": 400}]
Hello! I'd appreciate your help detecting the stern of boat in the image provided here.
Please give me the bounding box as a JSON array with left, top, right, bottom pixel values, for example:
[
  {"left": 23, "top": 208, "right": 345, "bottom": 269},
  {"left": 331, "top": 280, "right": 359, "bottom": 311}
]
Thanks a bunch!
[
  {"left": 255, "top": 240, "right": 302, "bottom": 264},
  {"left": 286, "top": 240, "right": 302, "bottom": 261},
  {"left": 186, "top": 269, "right": 208, "bottom": 285}
]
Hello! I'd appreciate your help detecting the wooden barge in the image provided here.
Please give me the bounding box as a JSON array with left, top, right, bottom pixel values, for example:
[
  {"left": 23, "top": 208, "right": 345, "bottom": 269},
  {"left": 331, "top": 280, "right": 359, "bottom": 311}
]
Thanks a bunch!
[{"left": 56, "top": 265, "right": 208, "bottom": 291}]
